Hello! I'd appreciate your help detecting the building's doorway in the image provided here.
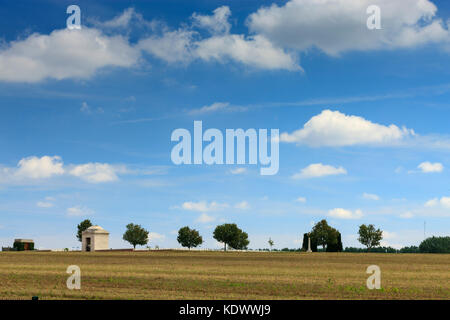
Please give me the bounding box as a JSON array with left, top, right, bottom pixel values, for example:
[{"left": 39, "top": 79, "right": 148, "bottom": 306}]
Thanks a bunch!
[{"left": 86, "top": 237, "right": 91, "bottom": 252}]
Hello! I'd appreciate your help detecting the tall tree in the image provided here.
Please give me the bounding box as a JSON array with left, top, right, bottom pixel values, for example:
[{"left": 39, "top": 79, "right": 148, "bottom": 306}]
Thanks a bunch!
[
  {"left": 358, "top": 224, "right": 383, "bottom": 251},
  {"left": 310, "top": 219, "right": 339, "bottom": 251},
  {"left": 213, "top": 223, "right": 249, "bottom": 251},
  {"left": 123, "top": 223, "right": 149, "bottom": 249},
  {"left": 177, "top": 226, "right": 203, "bottom": 249},
  {"left": 77, "top": 219, "right": 92, "bottom": 242}
]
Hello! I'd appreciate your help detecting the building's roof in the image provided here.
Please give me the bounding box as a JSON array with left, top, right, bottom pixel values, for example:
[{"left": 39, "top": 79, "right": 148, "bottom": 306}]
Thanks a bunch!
[
  {"left": 14, "top": 239, "right": 34, "bottom": 243},
  {"left": 82, "top": 225, "right": 109, "bottom": 235}
]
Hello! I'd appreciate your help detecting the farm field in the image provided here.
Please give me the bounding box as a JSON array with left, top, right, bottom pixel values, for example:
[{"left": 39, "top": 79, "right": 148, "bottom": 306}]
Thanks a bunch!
[{"left": 0, "top": 251, "right": 448, "bottom": 300}]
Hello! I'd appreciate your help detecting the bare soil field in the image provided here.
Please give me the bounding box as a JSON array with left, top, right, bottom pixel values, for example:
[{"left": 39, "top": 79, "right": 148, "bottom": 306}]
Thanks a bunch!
[{"left": 0, "top": 251, "right": 448, "bottom": 300}]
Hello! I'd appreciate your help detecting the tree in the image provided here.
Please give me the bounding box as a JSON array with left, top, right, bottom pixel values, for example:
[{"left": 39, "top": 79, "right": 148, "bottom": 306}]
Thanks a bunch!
[
  {"left": 123, "top": 223, "right": 149, "bottom": 249},
  {"left": 230, "top": 230, "right": 250, "bottom": 250},
  {"left": 77, "top": 219, "right": 92, "bottom": 242},
  {"left": 268, "top": 238, "right": 274, "bottom": 251},
  {"left": 177, "top": 226, "right": 203, "bottom": 249},
  {"left": 419, "top": 236, "right": 450, "bottom": 253},
  {"left": 358, "top": 224, "right": 383, "bottom": 251},
  {"left": 213, "top": 223, "right": 249, "bottom": 251},
  {"left": 327, "top": 231, "right": 343, "bottom": 252},
  {"left": 310, "top": 220, "right": 339, "bottom": 251}
]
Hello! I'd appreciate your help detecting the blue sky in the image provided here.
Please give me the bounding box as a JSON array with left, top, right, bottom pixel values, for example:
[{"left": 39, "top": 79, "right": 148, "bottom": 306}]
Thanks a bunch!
[{"left": 1, "top": 0, "right": 450, "bottom": 250}]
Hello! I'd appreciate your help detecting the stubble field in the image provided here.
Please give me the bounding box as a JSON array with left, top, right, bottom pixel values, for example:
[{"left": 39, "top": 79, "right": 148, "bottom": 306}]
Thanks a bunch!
[{"left": 0, "top": 251, "right": 448, "bottom": 300}]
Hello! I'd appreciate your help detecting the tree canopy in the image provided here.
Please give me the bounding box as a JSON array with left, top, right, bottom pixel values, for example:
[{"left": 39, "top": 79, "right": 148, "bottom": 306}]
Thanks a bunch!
[
  {"left": 177, "top": 226, "right": 203, "bottom": 249},
  {"left": 76, "top": 219, "right": 92, "bottom": 242},
  {"left": 358, "top": 224, "right": 383, "bottom": 251},
  {"left": 419, "top": 236, "right": 450, "bottom": 253},
  {"left": 310, "top": 219, "right": 341, "bottom": 251},
  {"left": 123, "top": 223, "right": 149, "bottom": 249},
  {"left": 213, "top": 223, "right": 249, "bottom": 251}
]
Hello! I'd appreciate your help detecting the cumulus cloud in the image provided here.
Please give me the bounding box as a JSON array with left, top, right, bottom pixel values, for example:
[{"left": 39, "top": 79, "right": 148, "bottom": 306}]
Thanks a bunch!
[
  {"left": 425, "top": 196, "right": 450, "bottom": 208},
  {"left": 138, "top": 29, "right": 195, "bottom": 63},
  {"left": 195, "top": 34, "right": 300, "bottom": 71},
  {"left": 181, "top": 201, "right": 229, "bottom": 212},
  {"left": 0, "top": 155, "right": 128, "bottom": 185},
  {"left": 328, "top": 208, "right": 363, "bottom": 219},
  {"left": 363, "top": 193, "right": 380, "bottom": 201},
  {"left": 418, "top": 161, "right": 443, "bottom": 173},
  {"left": 192, "top": 6, "right": 232, "bottom": 34},
  {"left": 69, "top": 163, "right": 126, "bottom": 183},
  {"left": 247, "top": 0, "right": 450, "bottom": 56},
  {"left": 281, "top": 110, "right": 414, "bottom": 147},
  {"left": 0, "top": 28, "right": 140, "bottom": 83},
  {"left": 138, "top": 7, "right": 299, "bottom": 70},
  {"left": 295, "top": 197, "right": 307, "bottom": 203},
  {"left": 292, "top": 163, "right": 347, "bottom": 179},
  {"left": 16, "top": 156, "right": 65, "bottom": 179},
  {"left": 3, "top": 2, "right": 450, "bottom": 83}
]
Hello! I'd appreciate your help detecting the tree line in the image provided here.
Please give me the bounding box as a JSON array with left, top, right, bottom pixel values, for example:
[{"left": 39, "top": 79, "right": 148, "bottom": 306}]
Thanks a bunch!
[
  {"left": 76, "top": 220, "right": 249, "bottom": 251},
  {"left": 76, "top": 219, "right": 449, "bottom": 253}
]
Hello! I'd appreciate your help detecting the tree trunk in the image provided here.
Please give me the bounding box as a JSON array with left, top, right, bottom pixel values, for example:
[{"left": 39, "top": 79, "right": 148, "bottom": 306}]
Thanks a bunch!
[{"left": 224, "top": 243, "right": 227, "bottom": 252}]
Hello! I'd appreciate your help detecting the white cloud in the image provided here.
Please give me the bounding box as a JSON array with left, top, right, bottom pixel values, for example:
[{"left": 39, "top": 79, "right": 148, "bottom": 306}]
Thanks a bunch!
[
  {"left": 295, "top": 197, "right": 307, "bottom": 203},
  {"left": 328, "top": 208, "right": 363, "bottom": 219},
  {"left": 425, "top": 198, "right": 439, "bottom": 207},
  {"left": 196, "top": 213, "right": 215, "bottom": 223},
  {"left": 234, "top": 201, "right": 250, "bottom": 210},
  {"left": 0, "top": 28, "right": 140, "bottom": 83},
  {"left": 292, "top": 163, "right": 347, "bottom": 179},
  {"left": 195, "top": 34, "right": 299, "bottom": 71},
  {"left": 230, "top": 167, "right": 247, "bottom": 175},
  {"left": 363, "top": 193, "right": 380, "bottom": 201},
  {"left": 138, "top": 29, "right": 195, "bottom": 63},
  {"left": 424, "top": 196, "right": 450, "bottom": 208},
  {"left": 0, "top": 155, "right": 129, "bottom": 185},
  {"left": 192, "top": 6, "right": 232, "bottom": 34},
  {"left": 281, "top": 110, "right": 414, "bottom": 147},
  {"left": 66, "top": 205, "right": 94, "bottom": 217},
  {"left": 69, "top": 163, "right": 125, "bottom": 183},
  {"left": 16, "top": 156, "right": 64, "bottom": 179},
  {"left": 95, "top": 8, "right": 143, "bottom": 29},
  {"left": 36, "top": 201, "right": 54, "bottom": 208},
  {"left": 138, "top": 7, "right": 299, "bottom": 71},
  {"left": 247, "top": 0, "right": 450, "bottom": 56},
  {"left": 181, "top": 201, "right": 229, "bottom": 212},
  {"left": 418, "top": 161, "right": 443, "bottom": 173}
]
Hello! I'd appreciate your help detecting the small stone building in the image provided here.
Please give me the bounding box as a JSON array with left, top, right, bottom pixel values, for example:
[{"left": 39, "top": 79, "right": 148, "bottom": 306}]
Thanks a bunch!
[{"left": 82, "top": 226, "right": 109, "bottom": 252}]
